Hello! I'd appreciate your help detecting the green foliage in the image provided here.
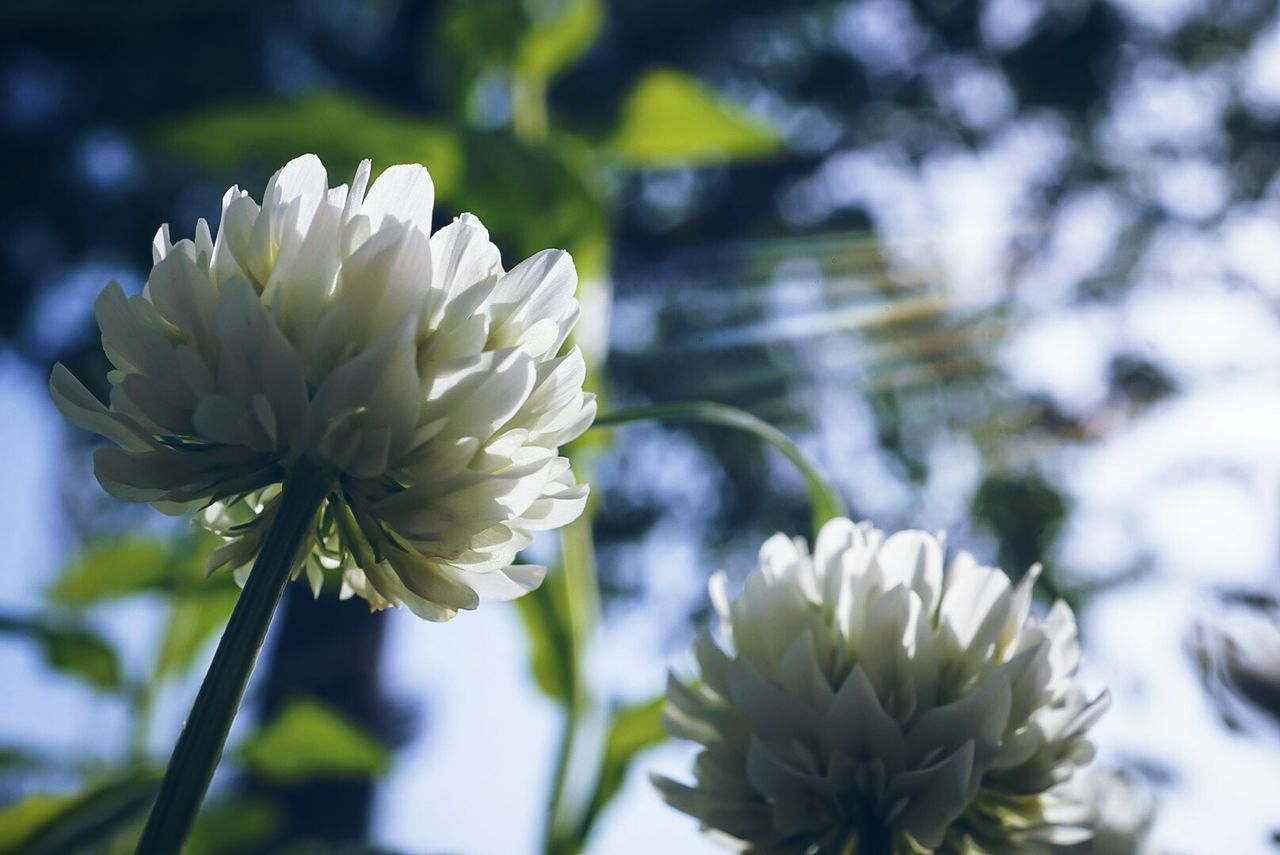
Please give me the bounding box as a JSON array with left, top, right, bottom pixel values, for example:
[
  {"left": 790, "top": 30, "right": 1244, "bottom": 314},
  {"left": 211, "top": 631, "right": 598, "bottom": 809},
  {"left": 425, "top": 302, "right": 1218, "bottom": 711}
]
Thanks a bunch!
[
  {"left": 517, "top": 0, "right": 604, "bottom": 82},
  {"left": 457, "top": 131, "right": 609, "bottom": 276},
  {"left": 609, "top": 69, "right": 780, "bottom": 167},
  {"left": 39, "top": 624, "right": 121, "bottom": 690},
  {"left": 155, "top": 93, "right": 463, "bottom": 199},
  {"left": 49, "top": 537, "right": 173, "bottom": 605},
  {"left": 239, "top": 699, "right": 391, "bottom": 784},
  {"left": 153, "top": 587, "right": 239, "bottom": 680},
  {"left": 0, "top": 792, "right": 73, "bottom": 854},
  {"left": 185, "top": 797, "right": 281, "bottom": 855},
  {"left": 578, "top": 695, "right": 666, "bottom": 837},
  {"left": 594, "top": 401, "right": 846, "bottom": 538},
  {"left": 0, "top": 614, "right": 121, "bottom": 690},
  {"left": 436, "top": 0, "right": 528, "bottom": 100},
  {"left": 436, "top": 0, "right": 602, "bottom": 99},
  {"left": 49, "top": 533, "right": 221, "bottom": 605},
  {"left": 971, "top": 472, "right": 1069, "bottom": 575},
  {"left": 516, "top": 565, "right": 577, "bottom": 705},
  {"left": 0, "top": 775, "right": 159, "bottom": 855}
]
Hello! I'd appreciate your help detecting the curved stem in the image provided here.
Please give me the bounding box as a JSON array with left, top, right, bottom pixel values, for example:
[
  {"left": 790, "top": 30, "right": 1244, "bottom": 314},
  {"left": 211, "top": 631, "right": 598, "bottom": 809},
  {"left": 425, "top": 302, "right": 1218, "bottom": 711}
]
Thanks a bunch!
[
  {"left": 593, "top": 401, "right": 847, "bottom": 537},
  {"left": 134, "top": 463, "right": 333, "bottom": 855}
]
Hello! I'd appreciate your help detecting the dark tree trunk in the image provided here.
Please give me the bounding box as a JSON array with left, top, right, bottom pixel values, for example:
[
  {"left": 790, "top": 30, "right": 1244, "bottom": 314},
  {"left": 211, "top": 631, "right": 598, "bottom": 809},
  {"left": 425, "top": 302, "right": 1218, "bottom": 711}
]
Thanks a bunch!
[{"left": 241, "top": 583, "right": 396, "bottom": 851}]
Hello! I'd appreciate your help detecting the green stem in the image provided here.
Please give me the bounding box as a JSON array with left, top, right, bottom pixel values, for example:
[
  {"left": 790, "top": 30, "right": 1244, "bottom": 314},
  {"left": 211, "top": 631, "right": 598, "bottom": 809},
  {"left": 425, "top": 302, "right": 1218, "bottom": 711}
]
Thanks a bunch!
[
  {"left": 512, "top": 72, "right": 549, "bottom": 143},
  {"left": 542, "top": 514, "right": 600, "bottom": 855},
  {"left": 593, "top": 401, "right": 846, "bottom": 537},
  {"left": 543, "top": 706, "right": 581, "bottom": 855},
  {"left": 134, "top": 463, "right": 332, "bottom": 855}
]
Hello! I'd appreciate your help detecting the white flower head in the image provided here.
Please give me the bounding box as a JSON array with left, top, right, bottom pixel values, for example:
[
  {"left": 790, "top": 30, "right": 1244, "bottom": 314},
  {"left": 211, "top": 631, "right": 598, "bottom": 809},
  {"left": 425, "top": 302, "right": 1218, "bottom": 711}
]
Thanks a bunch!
[
  {"left": 654, "top": 519, "right": 1109, "bottom": 853},
  {"left": 51, "top": 154, "right": 595, "bottom": 620},
  {"left": 1061, "top": 768, "right": 1158, "bottom": 855}
]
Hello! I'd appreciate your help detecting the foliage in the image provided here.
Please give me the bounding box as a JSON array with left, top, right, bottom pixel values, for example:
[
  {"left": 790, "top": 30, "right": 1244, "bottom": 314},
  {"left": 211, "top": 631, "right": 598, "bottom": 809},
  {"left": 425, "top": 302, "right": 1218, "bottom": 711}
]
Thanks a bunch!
[
  {"left": 608, "top": 69, "right": 780, "bottom": 167},
  {"left": 156, "top": 93, "right": 463, "bottom": 199},
  {"left": 517, "top": 565, "right": 578, "bottom": 705},
  {"left": 577, "top": 696, "right": 666, "bottom": 838},
  {"left": 0, "top": 614, "right": 121, "bottom": 690},
  {"left": 239, "top": 699, "right": 392, "bottom": 784},
  {"left": 5, "top": 0, "right": 1255, "bottom": 848},
  {"left": 185, "top": 798, "right": 282, "bottom": 855},
  {"left": 0, "top": 775, "right": 158, "bottom": 855}
]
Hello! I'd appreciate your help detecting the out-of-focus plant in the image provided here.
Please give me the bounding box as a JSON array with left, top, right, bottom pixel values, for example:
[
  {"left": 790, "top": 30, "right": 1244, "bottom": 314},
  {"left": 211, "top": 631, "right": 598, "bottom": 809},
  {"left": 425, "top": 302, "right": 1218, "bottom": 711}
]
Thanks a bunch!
[
  {"left": 1191, "top": 601, "right": 1280, "bottom": 733},
  {"left": 0, "top": 531, "right": 395, "bottom": 854},
  {"left": 23, "top": 1, "right": 790, "bottom": 849}
]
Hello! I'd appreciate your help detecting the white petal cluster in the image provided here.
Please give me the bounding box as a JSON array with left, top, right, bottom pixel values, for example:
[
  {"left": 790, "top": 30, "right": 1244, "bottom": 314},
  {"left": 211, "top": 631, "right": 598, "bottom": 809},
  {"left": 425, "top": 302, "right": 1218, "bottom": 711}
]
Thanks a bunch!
[
  {"left": 51, "top": 154, "right": 595, "bottom": 620},
  {"left": 1060, "top": 769, "right": 1157, "bottom": 855},
  {"left": 655, "top": 519, "right": 1109, "bottom": 853}
]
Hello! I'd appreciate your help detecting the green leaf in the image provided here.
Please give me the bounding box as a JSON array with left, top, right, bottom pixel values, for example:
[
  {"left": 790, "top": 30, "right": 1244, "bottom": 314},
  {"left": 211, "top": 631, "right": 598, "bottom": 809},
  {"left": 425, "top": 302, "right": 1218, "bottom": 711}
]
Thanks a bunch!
[
  {"left": 593, "top": 402, "right": 845, "bottom": 538},
  {"left": 49, "top": 537, "right": 170, "bottom": 605},
  {"left": 48, "top": 532, "right": 218, "bottom": 605},
  {"left": 155, "top": 92, "right": 463, "bottom": 199},
  {"left": 185, "top": 797, "right": 280, "bottom": 855},
  {"left": 239, "top": 699, "right": 391, "bottom": 784},
  {"left": 0, "top": 614, "right": 122, "bottom": 690},
  {"left": 41, "top": 626, "right": 121, "bottom": 690},
  {"left": 516, "top": 0, "right": 603, "bottom": 81},
  {"left": 0, "top": 745, "right": 46, "bottom": 775},
  {"left": 0, "top": 793, "right": 73, "bottom": 854},
  {"left": 579, "top": 695, "right": 667, "bottom": 836},
  {"left": 153, "top": 586, "right": 239, "bottom": 680},
  {"left": 609, "top": 69, "right": 780, "bottom": 167},
  {"left": 455, "top": 131, "right": 609, "bottom": 276},
  {"left": 515, "top": 565, "right": 577, "bottom": 705},
  {"left": 0, "top": 775, "right": 159, "bottom": 855}
]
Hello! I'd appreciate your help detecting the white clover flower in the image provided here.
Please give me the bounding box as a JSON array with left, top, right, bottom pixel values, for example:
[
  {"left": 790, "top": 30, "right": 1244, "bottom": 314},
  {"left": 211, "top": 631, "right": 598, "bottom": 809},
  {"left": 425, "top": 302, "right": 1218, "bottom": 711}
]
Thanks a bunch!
[
  {"left": 51, "top": 154, "right": 595, "bottom": 621},
  {"left": 654, "top": 519, "right": 1109, "bottom": 853},
  {"left": 1061, "top": 769, "right": 1157, "bottom": 855}
]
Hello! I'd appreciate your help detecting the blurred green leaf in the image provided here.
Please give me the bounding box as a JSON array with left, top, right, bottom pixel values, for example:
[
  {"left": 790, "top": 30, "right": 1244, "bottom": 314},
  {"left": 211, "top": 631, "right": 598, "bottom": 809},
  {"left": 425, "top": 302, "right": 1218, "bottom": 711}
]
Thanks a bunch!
[
  {"left": 578, "top": 695, "right": 666, "bottom": 837},
  {"left": 0, "top": 775, "right": 159, "bottom": 855},
  {"left": 185, "top": 797, "right": 280, "bottom": 855},
  {"left": 515, "top": 566, "right": 577, "bottom": 705},
  {"left": 49, "top": 537, "right": 170, "bottom": 605},
  {"left": 49, "top": 533, "right": 218, "bottom": 606},
  {"left": 156, "top": 92, "right": 463, "bottom": 199},
  {"left": 594, "top": 401, "right": 845, "bottom": 538},
  {"left": 517, "top": 0, "right": 603, "bottom": 81},
  {"left": 972, "top": 473, "right": 1068, "bottom": 574},
  {"left": 0, "top": 614, "right": 121, "bottom": 690},
  {"left": 456, "top": 131, "right": 609, "bottom": 275},
  {"left": 436, "top": 1, "right": 527, "bottom": 99},
  {"left": 0, "top": 745, "right": 45, "bottom": 774},
  {"left": 0, "top": 793, "right": 72, "bottom": 853},
  {"left": 41, "top": 626, "right": 121, "bottom": 690},
  {"left": 153, "top": 586, "right": 239, "bottom": 680},
  {"left": 609, "top": 69, "right": 780, "bottom": 167},
  {"left": 239, "top": 699, "right": 391, "bottom": 783}
]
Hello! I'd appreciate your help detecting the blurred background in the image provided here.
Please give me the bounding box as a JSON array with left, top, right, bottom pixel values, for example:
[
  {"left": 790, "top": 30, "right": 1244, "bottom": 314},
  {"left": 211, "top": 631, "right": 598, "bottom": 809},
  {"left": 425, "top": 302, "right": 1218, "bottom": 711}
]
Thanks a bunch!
[{"left": 3, "top": 0, "right": 1280, "bottom": 852}]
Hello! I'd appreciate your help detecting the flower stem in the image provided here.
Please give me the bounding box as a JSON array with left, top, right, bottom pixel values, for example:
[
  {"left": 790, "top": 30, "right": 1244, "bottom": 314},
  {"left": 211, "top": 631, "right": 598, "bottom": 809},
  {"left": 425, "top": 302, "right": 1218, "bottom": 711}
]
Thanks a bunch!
[
  {"left": 542, "top": 515, "right": 601, "bottom": 855},
  {"left": 543, "top": 706, "right": 582, "bottom": 855},
  {"left": 134, "top": 463, "right": 333, "bottom": 855}
]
